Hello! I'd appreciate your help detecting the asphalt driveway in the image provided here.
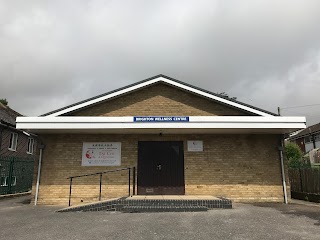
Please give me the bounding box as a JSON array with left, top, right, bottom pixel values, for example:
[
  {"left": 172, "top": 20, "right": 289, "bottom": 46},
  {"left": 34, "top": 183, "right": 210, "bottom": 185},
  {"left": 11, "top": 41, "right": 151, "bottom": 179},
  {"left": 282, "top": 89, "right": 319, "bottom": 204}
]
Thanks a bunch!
[{"left": 0, "top": 195, "right": 319, "bottom": 240}]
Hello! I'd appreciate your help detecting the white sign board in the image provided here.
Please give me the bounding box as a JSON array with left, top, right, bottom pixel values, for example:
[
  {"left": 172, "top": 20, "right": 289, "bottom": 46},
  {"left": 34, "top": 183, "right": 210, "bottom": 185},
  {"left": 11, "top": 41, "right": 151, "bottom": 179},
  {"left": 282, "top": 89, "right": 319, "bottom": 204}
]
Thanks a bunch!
[
  {"left": 82, "top": 142, "right": 121, "bottom": 166},
  {"left": 187, "top": 140, "right": 203, "bottom": 152}
]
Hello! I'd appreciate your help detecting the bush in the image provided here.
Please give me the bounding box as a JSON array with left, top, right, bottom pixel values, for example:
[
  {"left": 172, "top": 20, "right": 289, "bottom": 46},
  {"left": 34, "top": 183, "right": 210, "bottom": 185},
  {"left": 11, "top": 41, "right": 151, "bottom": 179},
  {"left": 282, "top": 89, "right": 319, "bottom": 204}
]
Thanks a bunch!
[
  {"left": 285, "top": 142, "right": 304, "bottom": 168},
  {"left": 0, "top": 98, "right": 8, "bottom": 106}
]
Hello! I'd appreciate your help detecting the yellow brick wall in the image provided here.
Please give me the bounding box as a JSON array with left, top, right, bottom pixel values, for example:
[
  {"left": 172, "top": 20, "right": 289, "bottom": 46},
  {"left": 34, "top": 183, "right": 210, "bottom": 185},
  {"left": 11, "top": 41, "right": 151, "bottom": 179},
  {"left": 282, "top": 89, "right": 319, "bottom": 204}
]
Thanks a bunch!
[
  {"left": 31, "top": 83, "right": 288, "bottom": 206},
  {"left": 69, "top": 83, "right": 253, "bottom": 116},
  {"left": 32, "top": 134, "right": 289, "bottom": 206}
]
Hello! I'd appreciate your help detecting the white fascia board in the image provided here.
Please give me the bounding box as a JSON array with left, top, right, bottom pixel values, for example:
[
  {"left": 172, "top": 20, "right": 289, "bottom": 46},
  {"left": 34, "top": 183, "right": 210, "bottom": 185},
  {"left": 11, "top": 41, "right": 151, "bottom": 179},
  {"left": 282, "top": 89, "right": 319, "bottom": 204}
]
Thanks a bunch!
[
  {"left": 46, "top": 78, "right": 160, "bottom": 117},
  {"left": 189, "top": 116, "right": 306, "bottom": 123},
  {"left": 46, "top": 76, "right": 273, "bottom": 117},
  {"left": 16, "top": 122, "right": 306, "bottom": 130},
  {"left": 16, "top": 116, "right": 306, "bottom": 130},
  {"left": 17, "top": 116, "right": 306, "bottom": 123},
  {"left": 159, "top": 77, "right": 273, "bottom": 116},
  {"left": 17, "top": 116, "right": 134, "bottom": 123}
]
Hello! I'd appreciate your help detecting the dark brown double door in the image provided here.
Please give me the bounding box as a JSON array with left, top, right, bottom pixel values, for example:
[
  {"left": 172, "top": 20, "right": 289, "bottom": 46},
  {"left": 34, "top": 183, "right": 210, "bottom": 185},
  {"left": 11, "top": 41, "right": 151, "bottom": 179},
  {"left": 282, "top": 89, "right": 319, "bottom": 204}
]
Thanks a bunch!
[{"left": 137, "top": 141, "right": 185, "bottom": 195}]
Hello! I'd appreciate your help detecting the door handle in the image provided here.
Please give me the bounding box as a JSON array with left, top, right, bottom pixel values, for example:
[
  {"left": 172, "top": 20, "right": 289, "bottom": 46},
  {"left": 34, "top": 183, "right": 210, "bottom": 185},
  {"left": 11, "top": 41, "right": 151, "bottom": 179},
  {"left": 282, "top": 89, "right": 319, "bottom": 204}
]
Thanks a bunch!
[{"left": 156, "top": 164, "right": 161, "bottom": 170}]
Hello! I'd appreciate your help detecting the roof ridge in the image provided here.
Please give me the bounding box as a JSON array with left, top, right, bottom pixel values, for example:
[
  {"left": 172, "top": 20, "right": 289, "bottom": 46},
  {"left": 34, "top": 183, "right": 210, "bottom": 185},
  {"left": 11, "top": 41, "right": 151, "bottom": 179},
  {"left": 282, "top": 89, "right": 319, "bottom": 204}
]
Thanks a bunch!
[{"left": 0, "top": 105, "right": 23, "bottom": 125}]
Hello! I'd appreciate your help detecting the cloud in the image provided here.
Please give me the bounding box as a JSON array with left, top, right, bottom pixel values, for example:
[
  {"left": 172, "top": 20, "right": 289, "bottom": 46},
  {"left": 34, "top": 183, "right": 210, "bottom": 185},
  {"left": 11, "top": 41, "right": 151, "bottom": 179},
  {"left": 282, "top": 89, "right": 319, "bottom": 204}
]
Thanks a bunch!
[
  {"left": 230, "top": 50, "right": 320, "bottom": 124},
  {"left": 0, "top": 0, "right": 320, "bottom": 125}
]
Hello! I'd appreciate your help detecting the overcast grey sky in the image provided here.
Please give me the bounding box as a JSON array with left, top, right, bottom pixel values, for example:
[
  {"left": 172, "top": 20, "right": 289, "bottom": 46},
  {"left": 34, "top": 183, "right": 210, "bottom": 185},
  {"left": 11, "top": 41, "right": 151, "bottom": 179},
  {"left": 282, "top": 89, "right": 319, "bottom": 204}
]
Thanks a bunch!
[{"left": 1, "top": 0, "right": 320, "bottom": 125}]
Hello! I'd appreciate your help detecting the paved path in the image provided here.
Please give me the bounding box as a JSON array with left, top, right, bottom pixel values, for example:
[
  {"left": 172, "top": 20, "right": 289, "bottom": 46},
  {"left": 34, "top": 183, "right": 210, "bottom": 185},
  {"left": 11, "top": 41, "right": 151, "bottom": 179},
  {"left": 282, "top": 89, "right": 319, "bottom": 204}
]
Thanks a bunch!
[{"left": 0, "top": 196, "right": 319, "bottom": 240}]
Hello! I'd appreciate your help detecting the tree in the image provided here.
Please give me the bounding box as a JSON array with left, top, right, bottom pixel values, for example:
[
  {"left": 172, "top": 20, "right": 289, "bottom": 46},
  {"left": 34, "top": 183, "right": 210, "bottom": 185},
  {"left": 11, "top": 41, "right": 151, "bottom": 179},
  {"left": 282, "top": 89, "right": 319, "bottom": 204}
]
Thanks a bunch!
[
  {"left": 217, "top": 92, "right": 237, "bottom": 100},
  {"left": 0, "top": 98, "right": 8, "bottom": 106},
  {"left": 285, "top": 142, "right": 304, "bottom": 168}
]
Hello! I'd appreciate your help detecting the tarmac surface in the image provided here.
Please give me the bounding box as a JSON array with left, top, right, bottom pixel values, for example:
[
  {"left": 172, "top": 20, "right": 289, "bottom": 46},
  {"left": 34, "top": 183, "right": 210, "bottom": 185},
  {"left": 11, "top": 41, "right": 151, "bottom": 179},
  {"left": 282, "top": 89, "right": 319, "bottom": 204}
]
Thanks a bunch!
[{"left": 0, "top": 195, "right": 319, "bottom": 240}]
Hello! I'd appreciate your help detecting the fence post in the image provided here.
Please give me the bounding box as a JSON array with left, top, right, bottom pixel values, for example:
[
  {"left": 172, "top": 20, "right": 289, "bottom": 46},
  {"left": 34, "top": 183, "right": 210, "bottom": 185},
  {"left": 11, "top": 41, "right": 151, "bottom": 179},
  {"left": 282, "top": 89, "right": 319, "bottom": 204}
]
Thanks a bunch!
[
  {"left": 128, "top": 168, "right": 131, "bottom": 197},
  {"left": 299, "top": 168, "right": 304, "bottom": 192},
  {"left": 68, "top": 177, "right": 73, "bottom": 207},
  {"left": 7, "top": 157, "right": 14, "bottom": 194},
  {"left": 133, "top": 166, "right": 136, "bottom": 196},
  {"left": 318, "top": 168, "right": 320, "bottom": 193},
  {"left": 99, "top": 173, "right": 102, "bottom": 201}
]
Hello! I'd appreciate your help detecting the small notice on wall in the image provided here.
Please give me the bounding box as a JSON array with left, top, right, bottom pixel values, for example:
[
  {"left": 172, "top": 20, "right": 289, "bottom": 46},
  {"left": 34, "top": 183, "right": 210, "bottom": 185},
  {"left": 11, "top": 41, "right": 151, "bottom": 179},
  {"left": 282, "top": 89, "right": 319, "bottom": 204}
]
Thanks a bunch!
[
  {"left": 82, "top": 142, "right": 121, "bottom": 166},
  {"left": 187, "top": 140, "right": 203, "bottom": 152}
]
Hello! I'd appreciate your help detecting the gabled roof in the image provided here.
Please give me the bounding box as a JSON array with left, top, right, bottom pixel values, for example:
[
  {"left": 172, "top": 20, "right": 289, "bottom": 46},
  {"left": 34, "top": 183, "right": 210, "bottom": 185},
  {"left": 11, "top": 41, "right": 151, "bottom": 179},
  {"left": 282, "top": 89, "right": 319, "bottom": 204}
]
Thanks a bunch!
[
  {"left": 42, "top": 74, "right": 277, "bottom": 117},
  {"left": 290, "top": 122, "right": 320, "bottom": 140},
  {"left": 0, "top": 102, "right": 23, "bottom": 126}
]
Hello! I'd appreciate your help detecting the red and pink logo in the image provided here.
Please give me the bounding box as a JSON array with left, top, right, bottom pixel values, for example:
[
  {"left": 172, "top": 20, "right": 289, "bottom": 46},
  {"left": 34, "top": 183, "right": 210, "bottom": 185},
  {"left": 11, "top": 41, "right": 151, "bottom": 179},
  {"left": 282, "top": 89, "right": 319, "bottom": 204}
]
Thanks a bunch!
[{"left": 86, "top": 150, "right": 94, "bottom": 159}]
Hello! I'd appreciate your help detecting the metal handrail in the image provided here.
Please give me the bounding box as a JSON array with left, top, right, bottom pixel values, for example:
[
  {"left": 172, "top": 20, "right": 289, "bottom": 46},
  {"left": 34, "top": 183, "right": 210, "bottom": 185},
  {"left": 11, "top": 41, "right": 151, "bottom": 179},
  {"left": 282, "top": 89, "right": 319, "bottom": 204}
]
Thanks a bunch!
[
  {"left": 67, "top": 167, "right": 132, "bottom": 179},
  {"left": 67, "top": 166, "right": 136, "bottom": 206}
]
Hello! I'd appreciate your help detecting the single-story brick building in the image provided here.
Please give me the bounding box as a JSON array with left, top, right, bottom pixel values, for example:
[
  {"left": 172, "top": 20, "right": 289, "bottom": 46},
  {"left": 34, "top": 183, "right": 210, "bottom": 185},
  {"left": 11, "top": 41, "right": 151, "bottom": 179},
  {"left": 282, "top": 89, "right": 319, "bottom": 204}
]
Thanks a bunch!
[{"left": 17, "top": 75, "right": 306, "bottom": 205}]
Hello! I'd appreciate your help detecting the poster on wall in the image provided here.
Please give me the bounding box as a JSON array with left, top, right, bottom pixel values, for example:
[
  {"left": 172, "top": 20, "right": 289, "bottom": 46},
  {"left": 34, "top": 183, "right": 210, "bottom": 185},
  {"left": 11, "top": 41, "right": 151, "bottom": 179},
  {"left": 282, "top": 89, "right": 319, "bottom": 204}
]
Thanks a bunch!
[
  {"left": 82, "top": 142, "right": 121, "bottom": 166},
  {"left": 187, "top": 140, "right": 203, "bottom": 152}
]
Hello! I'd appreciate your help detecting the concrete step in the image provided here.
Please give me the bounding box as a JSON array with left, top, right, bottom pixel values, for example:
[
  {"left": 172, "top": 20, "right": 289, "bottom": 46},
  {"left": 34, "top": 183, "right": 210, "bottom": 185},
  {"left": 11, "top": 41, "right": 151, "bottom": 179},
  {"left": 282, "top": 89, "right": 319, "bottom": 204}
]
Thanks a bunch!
[
  {"left": 125, "top": 199, "right": 232, "bottom": 209},
  {"left": 121, "top": 205, "right": 208, "bottom": 213}
]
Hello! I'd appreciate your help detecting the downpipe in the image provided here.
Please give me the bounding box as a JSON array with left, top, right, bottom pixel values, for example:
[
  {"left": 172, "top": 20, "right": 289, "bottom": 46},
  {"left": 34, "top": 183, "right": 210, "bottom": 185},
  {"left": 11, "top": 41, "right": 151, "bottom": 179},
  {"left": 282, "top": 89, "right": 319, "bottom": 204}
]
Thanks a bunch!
[
  {"left": 35, "top": 144, "right": 45, "bottom": 205},
  {"left": 278, "top": 137, "right": 288, "bottom": 204}
]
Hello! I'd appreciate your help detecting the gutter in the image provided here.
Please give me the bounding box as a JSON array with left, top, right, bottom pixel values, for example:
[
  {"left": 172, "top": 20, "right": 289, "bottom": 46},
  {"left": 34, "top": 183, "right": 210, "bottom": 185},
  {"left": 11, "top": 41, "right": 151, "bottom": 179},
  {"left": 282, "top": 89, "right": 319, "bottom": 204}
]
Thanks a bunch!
[
  {"left": 0, "top": 121, "right": 35, "bottom": 135},
  {"left": 290, "top": 130, "right": 320, "bottom": 141},
  {"left": 0, "top": 119, "right": 16, "bottom": 128},
  {"left": 16, "top": 116, "right": 307, "bottom": 131}
]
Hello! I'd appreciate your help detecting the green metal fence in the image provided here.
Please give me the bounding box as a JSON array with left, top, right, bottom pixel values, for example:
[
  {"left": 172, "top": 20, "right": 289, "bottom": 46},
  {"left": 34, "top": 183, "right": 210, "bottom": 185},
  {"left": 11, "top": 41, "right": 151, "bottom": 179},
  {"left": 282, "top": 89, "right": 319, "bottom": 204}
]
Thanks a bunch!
[{"left": 0, "top": 156, "right": 34, "bottom": 195}]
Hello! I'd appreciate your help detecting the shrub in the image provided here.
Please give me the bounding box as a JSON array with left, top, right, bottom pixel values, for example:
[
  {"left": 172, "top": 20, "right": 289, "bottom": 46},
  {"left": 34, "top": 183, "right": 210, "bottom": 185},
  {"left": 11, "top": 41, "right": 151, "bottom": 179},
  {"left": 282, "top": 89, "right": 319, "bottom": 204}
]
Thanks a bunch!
[
  {"left": 285, "top": 142, "right": 304, "bottom": 168},
  {"left": 0, "top": 98, "right": 8, "bottom": 106}
]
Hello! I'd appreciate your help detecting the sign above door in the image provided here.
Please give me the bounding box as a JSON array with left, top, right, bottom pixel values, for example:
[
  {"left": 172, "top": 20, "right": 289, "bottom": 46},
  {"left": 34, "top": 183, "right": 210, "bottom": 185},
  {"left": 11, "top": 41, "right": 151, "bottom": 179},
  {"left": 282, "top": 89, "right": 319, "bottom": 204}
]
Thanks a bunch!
[{"left": 134, "top": 116, "right": 189, "bottom": 122}]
